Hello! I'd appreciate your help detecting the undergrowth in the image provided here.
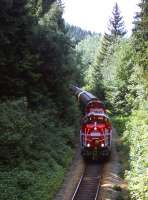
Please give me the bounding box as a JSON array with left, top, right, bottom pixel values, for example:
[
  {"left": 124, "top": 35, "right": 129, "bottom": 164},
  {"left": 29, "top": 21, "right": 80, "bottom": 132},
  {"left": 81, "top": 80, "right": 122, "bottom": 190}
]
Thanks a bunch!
[
  {"left": 112, "top": 101, "right": 148, "bottom": 200},
  {"left": 0, "top": 99, "right": 78, "bottom": 200},
  {"left": 123, "top": 103, "right": 148, "bottom": 200}
]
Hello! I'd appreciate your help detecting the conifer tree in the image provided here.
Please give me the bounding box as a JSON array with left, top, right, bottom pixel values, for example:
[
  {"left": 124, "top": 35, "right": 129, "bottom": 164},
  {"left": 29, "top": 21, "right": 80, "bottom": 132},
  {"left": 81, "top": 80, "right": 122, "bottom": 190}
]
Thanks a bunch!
[
  {"left": 0, "top": 0, "right": 81, "bottom": 111},
  {"left": 133, "top": 0, "right": 148, "bottom": 40},
  {"left": 90, "top": 3, "right": 126, "bottom": 100},
  {"left": 108, "top": 2, "right": 127, "bottom": 39},
  {"left": 97, "top": 3, "right": 126, "bottom": 62},
  {"left": 98, "top": 33, "right": 112, "bottom": 62},
  {"left": 0, "top": 0, "right": 37, "bottom": 99},
  {"left": 90, "top": 55, "right": 106, "bottom": 101}
]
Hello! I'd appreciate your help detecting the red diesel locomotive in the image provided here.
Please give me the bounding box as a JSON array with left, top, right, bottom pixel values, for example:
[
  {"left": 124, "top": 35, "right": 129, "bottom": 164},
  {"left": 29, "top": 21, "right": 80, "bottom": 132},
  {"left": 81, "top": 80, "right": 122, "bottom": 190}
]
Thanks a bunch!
[{"left": 70, "top": 85, "right": 112, "bottom": 159}]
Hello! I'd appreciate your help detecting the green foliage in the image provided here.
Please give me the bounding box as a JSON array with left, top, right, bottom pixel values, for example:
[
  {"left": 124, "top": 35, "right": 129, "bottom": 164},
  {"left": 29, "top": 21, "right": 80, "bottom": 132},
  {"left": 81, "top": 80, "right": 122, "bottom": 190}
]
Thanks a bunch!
[
  {"left": 98, "top": 33, "right": 113, "bottom": 62},
  {"left": 66, "top": 24, "right": 94, "bottom": 44},
  {"left": 0, "top": 0, "right": 39, "bottom": 99},
  {"left": 89, "top": 59, "right": 106, "bottom": 101},
  {"left": 112, "top": 115, "right": 130, "bottom": 182},
  {"left": 0, "top": 99, "right": 76, "bottom": 200},
  {"left": 112, "top": 115, "right": 129, "bottom": 135},
  {"left": 87, "top": 3, "right": 127, "bottom": 103},
  {"left": 123, "top": 102, "right": 148, "bottom": 200},
  {"left": 76, "top": 34, "right": 106, "bottom": 101},
  {"left": 76, "top": 34, "right": 101, "bottom": 75},
  {"left": 0, "top": 0, "right": 82, "bottom": 112},
  {"left": 95, "top": 2, "right": 127, "bottom": 70},
  {"left": 104, "top": 39, "right": 136, "bottom": 114},
  {"left": 132, "top": 0, "right": 148, "bottom": 101},
  {"left": 108, "top": 2, "right": 127, "bottom": 39}
]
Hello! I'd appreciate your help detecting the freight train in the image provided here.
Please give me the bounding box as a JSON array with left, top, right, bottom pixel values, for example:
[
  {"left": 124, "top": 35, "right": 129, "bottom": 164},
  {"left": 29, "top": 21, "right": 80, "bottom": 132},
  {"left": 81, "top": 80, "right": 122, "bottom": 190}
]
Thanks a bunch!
[{"left": 70, "top": 85, "right": 112, "bottom": 160}]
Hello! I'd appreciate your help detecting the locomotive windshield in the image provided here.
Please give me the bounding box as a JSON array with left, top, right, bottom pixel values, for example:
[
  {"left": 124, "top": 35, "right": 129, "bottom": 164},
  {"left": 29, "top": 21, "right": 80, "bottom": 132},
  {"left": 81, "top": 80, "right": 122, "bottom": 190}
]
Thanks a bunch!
[{"left": 82, "top": 115, "right": 109, "bottom": 124}]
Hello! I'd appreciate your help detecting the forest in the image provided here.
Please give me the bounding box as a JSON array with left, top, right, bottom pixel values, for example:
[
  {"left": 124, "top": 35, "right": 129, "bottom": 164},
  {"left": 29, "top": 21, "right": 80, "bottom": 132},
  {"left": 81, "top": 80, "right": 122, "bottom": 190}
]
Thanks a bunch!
[{"left": 0, "top": 0, "right": 147, "bottom": 200}]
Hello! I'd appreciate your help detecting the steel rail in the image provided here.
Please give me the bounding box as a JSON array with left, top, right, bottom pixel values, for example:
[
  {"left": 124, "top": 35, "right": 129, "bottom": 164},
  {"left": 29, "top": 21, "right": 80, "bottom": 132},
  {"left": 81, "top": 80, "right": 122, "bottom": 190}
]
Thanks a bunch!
[
  {"left": 71, "top": 174, "right": 84, "bottom": 200},
  {"left": 71, "top": 164, "right": 103, "bottom": 200},
  {"left": 94, "top": 176, "right": 101, "bottom": 200},
  {"left": 94, "top": 175, "right": 103, "bottom": 200}
]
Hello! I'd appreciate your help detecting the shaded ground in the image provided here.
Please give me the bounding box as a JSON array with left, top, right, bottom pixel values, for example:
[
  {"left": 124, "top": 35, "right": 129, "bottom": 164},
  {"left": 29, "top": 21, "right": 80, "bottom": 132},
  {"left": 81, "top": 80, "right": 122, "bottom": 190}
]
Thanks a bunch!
[{"left": 99, "top": 128, "right": 128, "bottom": 200}]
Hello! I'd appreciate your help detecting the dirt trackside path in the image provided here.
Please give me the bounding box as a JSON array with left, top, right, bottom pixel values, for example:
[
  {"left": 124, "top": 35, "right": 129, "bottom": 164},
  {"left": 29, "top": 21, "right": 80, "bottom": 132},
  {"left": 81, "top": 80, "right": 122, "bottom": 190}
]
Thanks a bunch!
[
  {"left": 99, "top": 128, "right": 128, "bottom": 200},
  {"left": 54, "top": 142, "right": 85, "bottom": 200}
]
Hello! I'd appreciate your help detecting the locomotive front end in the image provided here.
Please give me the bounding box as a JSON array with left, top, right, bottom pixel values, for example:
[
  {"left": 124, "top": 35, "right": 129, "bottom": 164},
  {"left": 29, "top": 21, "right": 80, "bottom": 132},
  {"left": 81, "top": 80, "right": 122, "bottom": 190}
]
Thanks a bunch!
[{"left": 80, "top": 113, "right": 112, "bottom": 159}]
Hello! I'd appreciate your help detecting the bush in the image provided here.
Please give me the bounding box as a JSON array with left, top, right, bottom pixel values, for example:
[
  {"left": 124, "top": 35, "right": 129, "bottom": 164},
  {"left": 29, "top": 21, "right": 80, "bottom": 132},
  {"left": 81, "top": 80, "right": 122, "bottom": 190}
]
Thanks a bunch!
[
  {"left": 0, "top": 99, "right": 76, "bottom": 200},
  {"left": 123, "top": 102, "right": 148, "bottom": 200},
  {"left": 112, "top": 115, "right": 129, "bottom": 136}
]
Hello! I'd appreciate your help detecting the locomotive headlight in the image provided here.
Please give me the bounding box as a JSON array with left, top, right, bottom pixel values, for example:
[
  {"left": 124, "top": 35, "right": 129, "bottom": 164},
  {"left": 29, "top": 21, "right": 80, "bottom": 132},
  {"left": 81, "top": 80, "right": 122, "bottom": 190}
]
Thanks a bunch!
[
  {"left": 101, "top": 143, "right": 105, "bottom": 147},
  {"left": 94, "top": 127, "right": 97, "bottom": 131},
  {"left": 87, "top": 143, "right": 90, "bottom": 147}
]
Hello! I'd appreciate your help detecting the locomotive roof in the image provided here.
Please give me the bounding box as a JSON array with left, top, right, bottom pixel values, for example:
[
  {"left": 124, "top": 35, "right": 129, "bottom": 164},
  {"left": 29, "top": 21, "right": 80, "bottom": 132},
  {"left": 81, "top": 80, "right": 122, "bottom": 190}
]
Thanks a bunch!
[
  {"left": 86, "top": 112, "right": 109, "bottom": 119},
  {"left": 86, "top": 99, "right": 104, "bottom": 106}
]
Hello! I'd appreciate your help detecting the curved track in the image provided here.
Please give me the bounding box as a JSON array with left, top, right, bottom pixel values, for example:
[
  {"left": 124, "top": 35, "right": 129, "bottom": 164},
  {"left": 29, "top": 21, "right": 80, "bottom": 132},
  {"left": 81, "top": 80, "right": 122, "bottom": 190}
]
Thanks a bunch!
[{"left": 71, "top": 162, "right": 103, "bottom": 200}]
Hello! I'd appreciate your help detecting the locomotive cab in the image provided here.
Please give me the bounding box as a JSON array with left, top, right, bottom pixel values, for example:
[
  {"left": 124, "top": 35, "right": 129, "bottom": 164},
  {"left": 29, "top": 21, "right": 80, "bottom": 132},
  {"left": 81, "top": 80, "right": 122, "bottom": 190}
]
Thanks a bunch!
[{"left": 85, "top": 100, "right": 106, "bottom": 114}]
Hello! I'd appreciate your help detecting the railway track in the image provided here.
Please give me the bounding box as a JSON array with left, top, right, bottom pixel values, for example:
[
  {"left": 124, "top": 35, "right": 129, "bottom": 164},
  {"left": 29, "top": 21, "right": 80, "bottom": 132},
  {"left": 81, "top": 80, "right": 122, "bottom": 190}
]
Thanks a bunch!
[{"left": 71, "top": 162, "right": 103, "bottom": 200}]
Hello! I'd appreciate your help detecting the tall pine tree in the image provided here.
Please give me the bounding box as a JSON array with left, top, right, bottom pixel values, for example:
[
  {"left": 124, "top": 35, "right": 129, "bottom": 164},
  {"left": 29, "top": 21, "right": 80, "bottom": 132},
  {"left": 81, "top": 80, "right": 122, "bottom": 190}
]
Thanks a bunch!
[
  {"left": 108, "top": 2, "right": 127, "bottom": 39},
  {"left": 90, "top": 2, "right": 126, "bottom": 100},
  {"left": 101, "top": 2, "right": 127, "bottom": 57}
]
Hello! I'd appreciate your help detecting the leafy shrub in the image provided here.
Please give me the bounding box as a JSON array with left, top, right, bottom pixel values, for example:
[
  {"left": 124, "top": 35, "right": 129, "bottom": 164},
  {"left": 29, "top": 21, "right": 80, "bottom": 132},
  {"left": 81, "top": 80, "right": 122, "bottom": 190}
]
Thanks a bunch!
[
  {"left": 0, "top": 99, "right": 76, "bottom": 200},
  {"left": 123, "top": 102, "right": 148, "bottom": 200},
  {"left": 112, "top": 115, "right": 129, "bottom": 136}
]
